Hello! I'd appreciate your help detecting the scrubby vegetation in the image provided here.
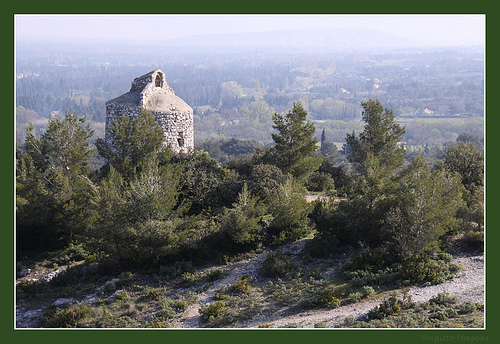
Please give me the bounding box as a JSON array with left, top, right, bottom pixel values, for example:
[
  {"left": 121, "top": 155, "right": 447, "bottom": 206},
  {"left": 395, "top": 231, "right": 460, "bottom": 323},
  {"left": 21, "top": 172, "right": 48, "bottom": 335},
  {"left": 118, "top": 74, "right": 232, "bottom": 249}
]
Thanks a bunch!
[{"left": 341, "top": 292, "right": 484, "bottom": 328}]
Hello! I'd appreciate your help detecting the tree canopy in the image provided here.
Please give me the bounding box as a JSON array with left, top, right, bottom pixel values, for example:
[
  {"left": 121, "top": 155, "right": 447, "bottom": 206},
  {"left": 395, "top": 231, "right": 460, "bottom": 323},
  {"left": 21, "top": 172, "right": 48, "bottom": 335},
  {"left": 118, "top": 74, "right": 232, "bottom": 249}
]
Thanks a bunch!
[
  {"left": 346, "top": 99, "right": 406, "bottom": 175},
  {"left": 269, "top": 101, "right": 321, "bottom": 180}
]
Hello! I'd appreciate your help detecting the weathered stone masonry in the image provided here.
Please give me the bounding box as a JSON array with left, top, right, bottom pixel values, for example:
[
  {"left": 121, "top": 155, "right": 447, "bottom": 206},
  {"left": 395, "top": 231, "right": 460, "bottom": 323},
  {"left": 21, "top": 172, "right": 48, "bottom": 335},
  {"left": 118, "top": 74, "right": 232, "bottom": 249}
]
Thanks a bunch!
[{"left": 105, "top": 69, "right": 194, "bottom": 153}]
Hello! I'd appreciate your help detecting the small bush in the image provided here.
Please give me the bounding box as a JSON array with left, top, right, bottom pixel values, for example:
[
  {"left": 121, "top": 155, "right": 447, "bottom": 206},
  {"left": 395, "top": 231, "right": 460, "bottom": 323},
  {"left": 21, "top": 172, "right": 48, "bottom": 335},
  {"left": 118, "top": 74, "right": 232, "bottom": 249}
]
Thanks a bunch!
[
  {"left": 460, "top": 230, "right": 484, "bottom": 252},
  {"left": 280, "top": 322, "right": 299, "bottom": 328},
  {"left": 175, "top": 301, "right": 188, "bottom": 311},
  {"left": 157, "top": 300, "right": 176, "bottom": 319},
  {"left": 147, "top": 322, "right": 167, "bottom": 328},
  {"left": 448, "top": 263, "right": 463, "bottom": 273},
  {"left": 168, "top": 260, "right": 195, "bottom": 278},
  {"left": 457, "top": 301, "right": 477, "bottom": 314},
  {"left": 429, "top": 292, "right": 457, "bottom": 307},
  {"left": 362, "top": 286, "right": 375, "bottom": 297},
  {"left": 43, "top": 303, "right": 92, "bottom": 328},
  {"left": 229, "top": 275, "right": 252, "bottom": 294},
  {"left": 115, "top": 291, "right": 129, "bottom": 302},
  {"left": 60, "top": 242, "right": 91, "bottom": 264},
  {"left": 314, "top": 321, "right": 327, "bottom": 328},
  {"left": 430, "top": 308, "right": 458, "bottom": 321},
  {"left": 144, "top": 286, "right": 166, "bottom": 300},
  {"left": 17, "top": 280, "right": 42, "bottom": 299},
  {"left": 348, "top": 292, "right": 363, "bottom": 304},
  {"left": 182, "top": 271, "right": 200, "bottom": 287},
  {"left": 400, "top": 255, "right": 447, "bottom": 284},
  {"left": 435, "top": 252, "right": 454, "bottom": 263},
  {"left": 314, "top": 287, "right": 341, "bottom": 308},
  {"left": 262, "top": 250, "right": 295, "bottom": 278},
  {"left": 258, "top": 323, "right": 273, "bottom": 328},
  {"left": 206, "top": 269, "right": 224, "bottom": 282},
  {"left": 342, "top": 316, "right": 357, "bottom": 327},
  {"left": 214, "top": 285, "right": 228, "bottom": 300},
  {"left": 343, "top": 268, "right": 396, "bottom": 287},
  {"left": 200, "top": 301, "right": 229, "bottom": 321},
  {"left": 367, "top": 296, "right": 405, "bottom": 320}
]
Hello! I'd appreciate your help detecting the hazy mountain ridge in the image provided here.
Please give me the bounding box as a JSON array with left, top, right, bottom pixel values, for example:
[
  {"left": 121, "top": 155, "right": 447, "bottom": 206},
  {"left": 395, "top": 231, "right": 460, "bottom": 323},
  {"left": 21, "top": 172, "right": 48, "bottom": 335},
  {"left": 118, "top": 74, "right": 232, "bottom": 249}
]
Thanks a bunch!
[{"left": 161, "top": 28, "right": 416, "bottom": 52}]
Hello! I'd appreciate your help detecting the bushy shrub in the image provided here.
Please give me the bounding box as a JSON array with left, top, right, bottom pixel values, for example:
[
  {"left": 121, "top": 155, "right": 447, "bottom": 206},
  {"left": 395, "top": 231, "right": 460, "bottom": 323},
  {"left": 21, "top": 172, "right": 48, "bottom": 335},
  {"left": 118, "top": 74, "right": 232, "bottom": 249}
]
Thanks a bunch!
[
  {"left": 305, "top": 200, "right": 344, "bottom": 258},
  {"left": 342, "top": 268, "right": 397, "bottom": 287},
  {"left": 314, "top": 321, "right": 327, "bottom": 328},
  {"left": 200, "top": 301, "right": 229, "bottom": 321},
  {"left": 400, "top": 255, "right": 447, "bottom": 284},
  {"left": 342, "top": 316, "right": 357, "bottom": 327},
  {"left": 59, "top": 242, "right": 91, "bottom": 264},
  {"left": 457, "top": 301, "right": 477, "bottom": 314},
  {"left": 143, "top": 286, "right": 166, "bottom": 300},
  {"left": 258, "top": 322, "right": 273, "bottom": 328},
  {"left": 206, "top": 269, "right": 224, "bottom": 282},
  {"left": 17, "top": 280, "right": 42, "bottom": 299},
  {"left": 460, "top": 230, "right": 484, "bottom": 252},
  {"left": 429, "top": 292, "right": 457, "bottom": 307},
  {"left": 248, "top": 163, "right": 289, "bottom": 199},
  {"left": 306, "top": 171, "right": 335, "bottom": 192},
  {"left": 314, "top": 287, "right": 341, "bottom": 308},
  {"left": 164, "top": 260, "right": 195, "bottom": 279},
  {"left": 435, "top": 252, "right": 454, "bottom": 263},
  {"left": 348, "top": 292, "right": 363, "bottom": 303},
  {"left": 147, "top": 321, "right": 167, "bottom": 328},
  {"left": 181, "top": 271, "right": 200, "bottom": 287},
  {"left": 268, "top": 178, "right": 311, "bottom": 245},
  {"left": 175, "top": 301, "right": 188, "bottom": 312},
  {"left": 43, "top": 303, "right": 92, "bottom": 328},
  {"left": 448, "top": 262, "right": 463, "bottom": 273},
  {"left": 367, "top": 295, "right": 414, "bottom": 320},
  {"left": 362, "top": 286, "right": 375, "bottom": 297},
  {"left": 430, "top": 308, "right": 458, "bottom": 321},
  {"left": 262, "top": 250, "right": 295, "bottom": 278},
  {"left": 218, "top": 183, "right": 266, "bottom": 251},
  {"left": 229, "top": 275, "right": 253, "bottom": 294},
  {"left": 343, "top": 247, "right": 393, "bottom": 276}
]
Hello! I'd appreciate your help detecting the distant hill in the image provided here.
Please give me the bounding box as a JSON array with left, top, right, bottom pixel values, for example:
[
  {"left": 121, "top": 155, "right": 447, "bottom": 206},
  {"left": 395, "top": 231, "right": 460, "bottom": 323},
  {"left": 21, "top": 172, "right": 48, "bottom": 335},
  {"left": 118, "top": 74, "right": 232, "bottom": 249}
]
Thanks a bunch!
[{"left": 161, "top": 28, "right": 416, "bottom": 52}]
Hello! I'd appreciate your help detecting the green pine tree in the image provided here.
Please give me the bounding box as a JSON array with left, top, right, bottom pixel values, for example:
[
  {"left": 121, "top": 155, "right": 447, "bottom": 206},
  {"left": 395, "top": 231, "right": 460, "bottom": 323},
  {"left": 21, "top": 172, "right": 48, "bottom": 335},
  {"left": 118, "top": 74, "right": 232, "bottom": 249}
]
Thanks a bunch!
[
  {"left": 270, "top": 101, "right": 321, "bottom": 180},
  {"left": 346, "top": 99, "right": 406, "bottom": 175},
  {"left": 16, "top": 113, "right": 97, "bottom": 249}
]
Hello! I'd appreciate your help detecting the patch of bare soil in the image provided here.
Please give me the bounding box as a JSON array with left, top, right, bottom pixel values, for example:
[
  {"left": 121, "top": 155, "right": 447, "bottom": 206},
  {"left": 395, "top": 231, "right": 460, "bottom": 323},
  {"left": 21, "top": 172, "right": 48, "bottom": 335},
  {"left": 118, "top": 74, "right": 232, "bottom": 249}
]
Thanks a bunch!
[{"left": 182, "top": 240, "right": 484, "bottom": 328}]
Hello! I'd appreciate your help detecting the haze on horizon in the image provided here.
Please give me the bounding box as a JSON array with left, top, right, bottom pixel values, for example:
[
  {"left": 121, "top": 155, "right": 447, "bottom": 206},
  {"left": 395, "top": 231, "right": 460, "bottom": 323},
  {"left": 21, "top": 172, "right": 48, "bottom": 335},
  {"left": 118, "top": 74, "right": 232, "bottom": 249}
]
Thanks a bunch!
[{"left": 16, "top": 14, "right": 485, "bottom": 49}]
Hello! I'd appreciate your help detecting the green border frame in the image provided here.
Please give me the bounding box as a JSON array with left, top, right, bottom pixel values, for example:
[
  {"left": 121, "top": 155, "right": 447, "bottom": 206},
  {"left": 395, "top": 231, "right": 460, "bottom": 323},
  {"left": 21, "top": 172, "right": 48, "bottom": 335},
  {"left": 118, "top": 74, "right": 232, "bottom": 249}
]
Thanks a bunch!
[{"left": 4, "top": 2, "right": 495, "bottom": 344}]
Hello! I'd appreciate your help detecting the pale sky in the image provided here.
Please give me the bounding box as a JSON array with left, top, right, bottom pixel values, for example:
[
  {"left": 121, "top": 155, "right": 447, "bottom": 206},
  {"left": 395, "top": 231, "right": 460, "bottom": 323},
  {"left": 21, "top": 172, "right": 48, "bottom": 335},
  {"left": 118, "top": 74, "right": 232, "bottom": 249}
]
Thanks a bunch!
[{"left": 15, "top": 14, "right": 485, "bottom": 47}]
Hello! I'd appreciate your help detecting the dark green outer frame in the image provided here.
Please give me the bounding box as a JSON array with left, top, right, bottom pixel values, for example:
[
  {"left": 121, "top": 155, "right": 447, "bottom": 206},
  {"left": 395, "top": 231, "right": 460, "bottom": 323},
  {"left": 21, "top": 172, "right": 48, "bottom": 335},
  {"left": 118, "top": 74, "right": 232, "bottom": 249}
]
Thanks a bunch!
[{"left": 4, "top": 2, "right": 494, "bottom": 344}]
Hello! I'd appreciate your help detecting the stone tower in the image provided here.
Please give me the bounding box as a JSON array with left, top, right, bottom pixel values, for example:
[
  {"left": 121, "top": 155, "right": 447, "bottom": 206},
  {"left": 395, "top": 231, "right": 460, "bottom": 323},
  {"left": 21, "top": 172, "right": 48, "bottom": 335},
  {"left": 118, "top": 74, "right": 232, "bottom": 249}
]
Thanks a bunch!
[{"left": 105, "top": 69, "right": 194, "bottom": 153}]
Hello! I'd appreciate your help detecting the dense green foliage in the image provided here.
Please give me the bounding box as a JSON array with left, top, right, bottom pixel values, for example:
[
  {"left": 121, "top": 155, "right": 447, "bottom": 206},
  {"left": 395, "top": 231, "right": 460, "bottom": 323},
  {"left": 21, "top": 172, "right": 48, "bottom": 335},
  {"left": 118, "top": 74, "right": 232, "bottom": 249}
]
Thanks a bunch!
[
  {"left": 345, "top": 98, "right": 406, "bottom": 175},
  {"left": 306, "top": 99, "right": 481, "bottom": 283},
  {"left": 96, "top": 110, "right": 165, "bottom": 180},
  {"left": 17, "top": 98, "right": 483, "bottom": 293},
  {"left": 268, "top": 102, "right": 322, "bottom": 180},
  {"left": 17, "top": 113, "right": 97, "bottom": 250}
]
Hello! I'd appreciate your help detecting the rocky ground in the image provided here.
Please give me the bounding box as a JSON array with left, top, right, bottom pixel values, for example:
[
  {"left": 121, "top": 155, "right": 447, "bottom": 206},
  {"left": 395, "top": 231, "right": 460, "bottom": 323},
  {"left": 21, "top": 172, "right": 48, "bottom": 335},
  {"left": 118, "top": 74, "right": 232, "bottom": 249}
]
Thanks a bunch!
[
  {"left": 16, "top": 239, "right": 484, "bottom": 329},
  {"left": 180, "top": 241, "right": 484, "bottom": 328}
]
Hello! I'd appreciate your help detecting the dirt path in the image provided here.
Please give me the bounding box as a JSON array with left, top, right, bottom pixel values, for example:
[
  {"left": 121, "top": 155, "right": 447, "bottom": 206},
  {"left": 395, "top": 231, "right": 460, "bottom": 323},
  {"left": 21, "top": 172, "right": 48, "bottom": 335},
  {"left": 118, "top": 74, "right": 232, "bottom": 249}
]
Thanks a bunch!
[
  {"left": 181, "top": 250, "right": 270, "bottom": 328},
  {"left": 180, "top": 237, "right": 484, "bottom": 328},
  {"left": 240, "top": 254, "right": 485, "bottom": 328}
]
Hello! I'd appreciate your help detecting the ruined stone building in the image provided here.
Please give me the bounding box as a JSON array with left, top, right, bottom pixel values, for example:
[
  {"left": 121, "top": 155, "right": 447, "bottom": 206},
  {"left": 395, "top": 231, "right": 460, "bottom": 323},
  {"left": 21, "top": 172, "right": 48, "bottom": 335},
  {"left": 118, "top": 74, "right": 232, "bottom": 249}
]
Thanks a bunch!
[{"left": 105, "top": 69, "right": 194, "bottom": 153}]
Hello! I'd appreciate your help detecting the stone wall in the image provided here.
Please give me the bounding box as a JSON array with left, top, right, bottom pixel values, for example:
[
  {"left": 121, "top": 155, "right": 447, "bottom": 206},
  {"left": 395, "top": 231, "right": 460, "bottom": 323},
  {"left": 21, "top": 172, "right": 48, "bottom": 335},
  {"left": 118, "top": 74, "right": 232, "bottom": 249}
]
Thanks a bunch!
[{"left": 105, "top": 69, "right": 194, "bottom": 154}]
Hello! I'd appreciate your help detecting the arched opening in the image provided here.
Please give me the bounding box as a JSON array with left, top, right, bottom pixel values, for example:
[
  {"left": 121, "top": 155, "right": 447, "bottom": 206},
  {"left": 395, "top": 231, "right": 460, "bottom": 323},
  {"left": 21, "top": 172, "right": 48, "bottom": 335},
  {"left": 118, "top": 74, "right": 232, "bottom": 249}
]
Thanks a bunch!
[{"left": 155, "top": 73, "right": 162, "bottom": 87}]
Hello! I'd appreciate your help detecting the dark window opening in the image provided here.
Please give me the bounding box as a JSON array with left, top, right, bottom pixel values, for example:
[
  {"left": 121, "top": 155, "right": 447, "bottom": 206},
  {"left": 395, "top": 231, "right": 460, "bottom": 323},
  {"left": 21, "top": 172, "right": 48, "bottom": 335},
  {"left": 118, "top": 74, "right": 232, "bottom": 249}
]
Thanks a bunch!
[
  {"left": 177, "top": 132, "right": 185, "bottom": 147},
  {"left": 155, "top": 74, "right": 162, "bottom": 87}
]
